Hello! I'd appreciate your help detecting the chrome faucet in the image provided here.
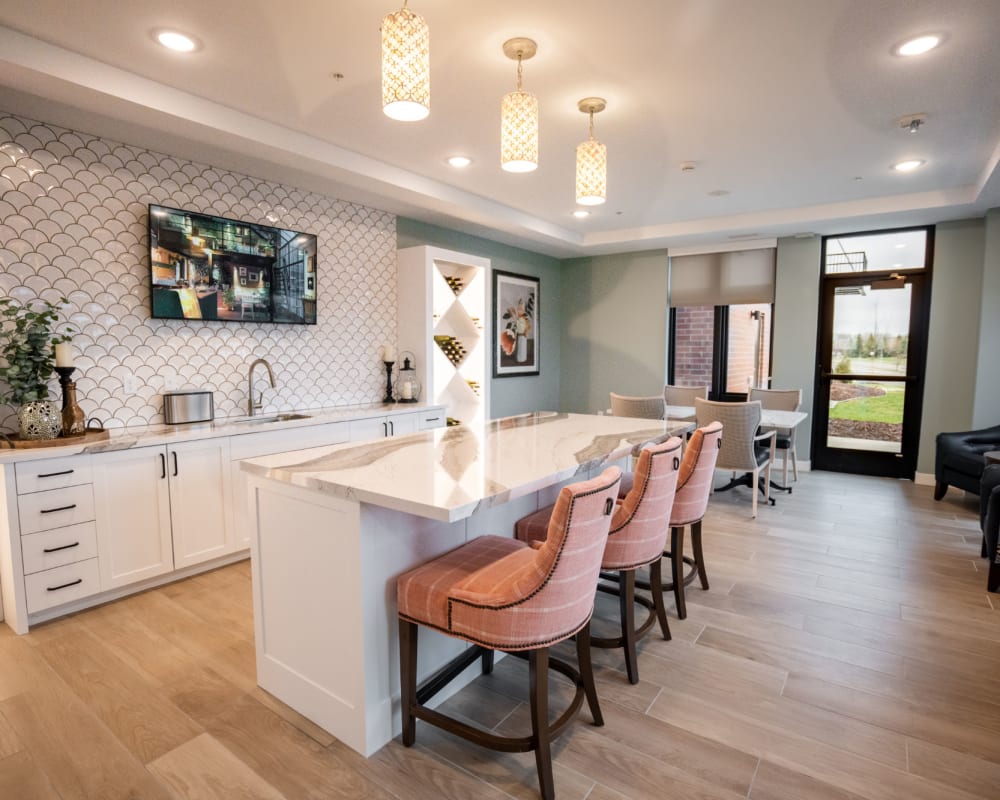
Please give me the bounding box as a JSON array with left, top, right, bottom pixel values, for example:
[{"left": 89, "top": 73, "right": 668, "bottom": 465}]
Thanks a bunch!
[{"left": 247, "top": 358, "right": 276, "bottom": 416}]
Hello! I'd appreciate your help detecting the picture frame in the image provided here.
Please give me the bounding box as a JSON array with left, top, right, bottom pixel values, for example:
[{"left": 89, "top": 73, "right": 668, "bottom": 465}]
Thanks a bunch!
[{"left": 492, "top": 270, "right": 539, "bottom": 377}]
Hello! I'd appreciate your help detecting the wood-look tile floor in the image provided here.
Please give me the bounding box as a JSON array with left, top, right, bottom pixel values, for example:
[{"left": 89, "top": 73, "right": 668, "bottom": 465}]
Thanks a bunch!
[{"left": 2, "top": 471, "right": 998, "bottom": 799}]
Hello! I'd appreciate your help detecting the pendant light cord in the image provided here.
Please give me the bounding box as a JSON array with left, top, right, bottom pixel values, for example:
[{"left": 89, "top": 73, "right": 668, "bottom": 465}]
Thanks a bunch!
[{"left": 516, "top": 53, "right": 524, "bottom": 91}]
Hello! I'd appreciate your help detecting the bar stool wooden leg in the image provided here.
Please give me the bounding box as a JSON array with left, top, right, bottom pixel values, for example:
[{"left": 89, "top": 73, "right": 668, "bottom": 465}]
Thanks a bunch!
[
  {"left": 671, "top": 525, "right": 687, "bottom": 619},
  {"left": 529, "top": 649, "right": 554, "bottom": 800},
  {"left": 575, "top": 621, "right": 604, "bottom": 726},
  {"left": 648, "top": 558, "right": 672, "bottom": 641},
  {"left": 619, "top": 570, "right": 639, "bottom": 684},
  {"left": 399, "top": 618, "right": 417, "bottom": 747},
  {"left": 691, "top": 519, "right": 710, "bottom": 590}
]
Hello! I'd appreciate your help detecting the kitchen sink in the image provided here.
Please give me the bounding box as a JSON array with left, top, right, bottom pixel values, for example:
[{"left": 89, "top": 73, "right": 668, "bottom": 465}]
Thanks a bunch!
[{"left": 233, "top": 413, "right": 312, "bottom": 425}]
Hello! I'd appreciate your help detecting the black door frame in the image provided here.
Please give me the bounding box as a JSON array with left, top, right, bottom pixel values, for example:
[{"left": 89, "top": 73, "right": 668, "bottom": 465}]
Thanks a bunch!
[{"left": 811, "top": 226, "right": 934, "bottom": 479}]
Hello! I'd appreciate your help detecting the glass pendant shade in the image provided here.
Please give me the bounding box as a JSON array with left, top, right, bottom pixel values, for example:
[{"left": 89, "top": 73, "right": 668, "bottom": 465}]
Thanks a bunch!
[
  {"left": 575, "top": 137, "right": 607, "bottom": 205},
  {"left": 501, "top": 90, "right": 539, "bottom": 172},
  {"left": 381, "top": 5, "right": 430, "bottom": 122}
]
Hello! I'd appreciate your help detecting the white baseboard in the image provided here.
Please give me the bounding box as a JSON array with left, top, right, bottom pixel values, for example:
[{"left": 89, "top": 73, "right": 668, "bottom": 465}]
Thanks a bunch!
[{"left": 914, "top": 472, "right": 935, "bottom": 486}]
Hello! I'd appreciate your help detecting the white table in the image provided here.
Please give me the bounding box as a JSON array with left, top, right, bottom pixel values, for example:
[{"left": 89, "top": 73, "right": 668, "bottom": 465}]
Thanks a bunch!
[
  {"left": 666, "top": 405, "right": 808, "bottom": 431},
  {"left": 240, "top": 412, "right": 693, "bottom": 757}
]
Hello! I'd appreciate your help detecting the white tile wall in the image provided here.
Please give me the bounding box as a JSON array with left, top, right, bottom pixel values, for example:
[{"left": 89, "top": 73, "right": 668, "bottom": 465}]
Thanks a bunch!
[{"left": 0, "top": 113, "right": 397, "bottom": 430}]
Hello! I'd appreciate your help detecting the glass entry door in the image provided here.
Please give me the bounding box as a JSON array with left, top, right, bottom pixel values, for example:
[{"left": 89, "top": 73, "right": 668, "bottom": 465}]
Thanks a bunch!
[{"left": 813, "top": 230, "right": 932, "bottom": 478}]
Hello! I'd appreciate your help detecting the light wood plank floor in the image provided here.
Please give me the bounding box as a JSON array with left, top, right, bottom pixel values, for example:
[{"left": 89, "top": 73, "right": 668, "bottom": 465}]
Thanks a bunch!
[{"left": 1, "top": 471, "right": 998, "bottom": 799}]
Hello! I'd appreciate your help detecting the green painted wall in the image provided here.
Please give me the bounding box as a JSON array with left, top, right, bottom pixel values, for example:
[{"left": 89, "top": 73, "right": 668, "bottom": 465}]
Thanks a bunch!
[
  {"left": 771, "top": 236, "right": 822, "bottom": 462},
  {"left": 973, "top": 209, "right": 1000, "bottom": 428},
  {"left": 396, "top": 219, "right": 562, "bottom": 418},
  {"left": 559, "top": 250, "right": 669, "bottom": 414}
]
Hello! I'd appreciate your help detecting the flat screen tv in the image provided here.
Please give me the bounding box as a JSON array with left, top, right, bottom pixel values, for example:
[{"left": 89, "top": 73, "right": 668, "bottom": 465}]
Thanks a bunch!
[{"left": 148, "top": 204, "right": 317, "bottom": 324}]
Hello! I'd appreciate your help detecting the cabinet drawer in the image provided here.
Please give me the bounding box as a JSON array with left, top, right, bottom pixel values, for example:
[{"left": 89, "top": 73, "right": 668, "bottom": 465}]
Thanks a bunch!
[
  {"left": 21, "top": 522, "right": 99, "bottom": 575},
  {"left": 25, "top": 558, "right": 101, "bottom": 614},
  {"left": 18, "top": 484, "right": 96, "bottom": 534},
  {"left": 418, "top": 411, "right": 446, "bottom": 430},
  {"left": 16, "top": 455, "right": 93, "bottom": 495}
]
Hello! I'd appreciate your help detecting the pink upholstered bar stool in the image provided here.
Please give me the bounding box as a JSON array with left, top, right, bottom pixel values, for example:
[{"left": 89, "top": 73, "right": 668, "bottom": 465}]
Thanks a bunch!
[
  {"left": 397, "top": 467, "right": 622, "bottom": 800},
  {"left": 515, "top": 439, "right": 682, "bottom": 684},
  {"left": 619, "top": 421, "right": 723, "bottom": 619}
]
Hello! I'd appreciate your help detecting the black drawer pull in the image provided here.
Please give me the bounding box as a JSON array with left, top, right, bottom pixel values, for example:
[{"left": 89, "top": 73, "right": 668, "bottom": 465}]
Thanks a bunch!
[
  {"left": 160, "top": 453, "right": 166, "bottom": 479},
  {"left": 37, "top": 469, "right": 74, "bottom": 478},
  {"left": 40, "top": 504, "right": 77, "bottom": 514},
  {"left": 47, "top": 578, "right": 83, "bottom": 592},
  {"left": 43, "top": 541, "right": 80, "bottom": 554},
  {"left": 425, "top": 417, "right": 440, "bottom": 422},
  {"left": 172, "top": 451, "right": 179, "bottom": 477}
]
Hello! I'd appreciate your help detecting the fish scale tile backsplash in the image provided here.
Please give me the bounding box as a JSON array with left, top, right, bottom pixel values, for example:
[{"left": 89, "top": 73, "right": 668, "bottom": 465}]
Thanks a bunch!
[{"left": 0, "top": 112, "right": 397, "bottom": 431}]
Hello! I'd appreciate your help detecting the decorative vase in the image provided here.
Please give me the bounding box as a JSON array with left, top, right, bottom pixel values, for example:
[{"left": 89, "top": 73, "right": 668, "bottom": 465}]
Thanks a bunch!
[
  {"left": 18, "top": 400, "right": 62, "bottom": 440},
  {"left": 516, "top": 334, "right": 528, "bottom": 363}
]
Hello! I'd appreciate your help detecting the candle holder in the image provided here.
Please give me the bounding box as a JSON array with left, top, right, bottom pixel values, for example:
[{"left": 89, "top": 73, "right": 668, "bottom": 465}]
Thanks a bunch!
[
  {"left": 55, "top": 366, "right": 86, "bottom": 437},
  {"left": 382, "top": 360, "right": 396, "bottom": 404}
]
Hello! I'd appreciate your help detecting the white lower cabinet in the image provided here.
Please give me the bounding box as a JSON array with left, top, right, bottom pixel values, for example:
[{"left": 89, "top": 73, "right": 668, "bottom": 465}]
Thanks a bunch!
[
  {"left": 92, "top": 447, "right": 174, "bottom": 590},
  {"left": 93, "top": 438, "right": 233, "bottom": 590},
  {"left": 349, "top": 411, "right": 418, "bottom": 441}
]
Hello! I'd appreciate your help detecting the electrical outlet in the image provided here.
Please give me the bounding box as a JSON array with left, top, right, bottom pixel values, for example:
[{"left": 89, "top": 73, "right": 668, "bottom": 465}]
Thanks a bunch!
[{"left": 123, "top": 374, "right": 139, "bottom": 395}]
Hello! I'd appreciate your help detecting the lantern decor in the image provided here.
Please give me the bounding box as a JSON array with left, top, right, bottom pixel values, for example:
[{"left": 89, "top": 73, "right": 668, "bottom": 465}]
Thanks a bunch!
[{"left": 394, "top": 351, "right": 421, "bottom": 403}]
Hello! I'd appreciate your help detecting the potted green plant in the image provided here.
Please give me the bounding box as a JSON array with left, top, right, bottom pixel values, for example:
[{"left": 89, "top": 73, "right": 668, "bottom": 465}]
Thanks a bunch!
[{"left": 0, "top": 296, "right": 73, "bottom": 440}]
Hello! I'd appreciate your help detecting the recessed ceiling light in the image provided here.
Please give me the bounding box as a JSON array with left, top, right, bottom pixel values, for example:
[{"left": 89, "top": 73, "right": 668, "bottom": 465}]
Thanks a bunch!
[
  {"left": 573, "top": 210, "right": 590, "bottom": 218},
  {"left": 447, "top": 156, "right": 472, "bottom": 168},
  {"left": 893, "top": 159, "right": 925, "bottom": 172},
  {"left": 895, "top": 35, "right": 941, "bottom": 56},
  {"left": 155, "top": 30, "right": 198, "bottom": 52}
]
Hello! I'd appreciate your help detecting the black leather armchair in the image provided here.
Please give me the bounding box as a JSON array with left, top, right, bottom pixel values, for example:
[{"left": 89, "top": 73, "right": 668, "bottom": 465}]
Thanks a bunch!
[
  {"left": 934, "top": 424, "right": 1000, "bottom": 500},
  {"left": 981, "top": 464, "right": 1000, "bottom": 592}
]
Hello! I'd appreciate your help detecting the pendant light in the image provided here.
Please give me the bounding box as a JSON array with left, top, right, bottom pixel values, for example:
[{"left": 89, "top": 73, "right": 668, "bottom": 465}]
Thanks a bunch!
[
  {"left": 575, "top": 97, "right": 607, "bottom": 205},
  {"left": 500, "top": 38, "right": 539, "bottom": 173},
  {"left": 381, "top": 1, "right": 430, "bottom": 122}
]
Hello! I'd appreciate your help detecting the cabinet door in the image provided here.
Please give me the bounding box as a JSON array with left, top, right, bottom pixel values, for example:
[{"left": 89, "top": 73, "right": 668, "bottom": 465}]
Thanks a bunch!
[
  {"left": 349, "top": 416, "right": 389, "bottom": 442},
  {"left": 387, "top": 412, "right": 418, "bottom": 437},
  {"left": 168, "top": 438, "right": 235, "bottom": 569},
  {"left": 93, "top": 447, "right": 173, "bottom": 591}
]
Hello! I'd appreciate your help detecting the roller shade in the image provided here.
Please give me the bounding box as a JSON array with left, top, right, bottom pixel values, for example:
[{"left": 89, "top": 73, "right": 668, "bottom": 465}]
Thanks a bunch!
[{"left": 669, "top": 248, "right": 775, "bottom": 307}]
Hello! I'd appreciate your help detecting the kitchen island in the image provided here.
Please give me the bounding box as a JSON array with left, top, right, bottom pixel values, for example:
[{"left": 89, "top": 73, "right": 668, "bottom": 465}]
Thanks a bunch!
[{"left": 241, "top": 411, "right": 693, "bottom": 756}]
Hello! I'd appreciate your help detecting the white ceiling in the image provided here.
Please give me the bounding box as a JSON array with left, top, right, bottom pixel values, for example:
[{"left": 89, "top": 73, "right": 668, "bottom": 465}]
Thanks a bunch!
[{"left": 0, "top": 0, "right": 998, "bottom": 258}]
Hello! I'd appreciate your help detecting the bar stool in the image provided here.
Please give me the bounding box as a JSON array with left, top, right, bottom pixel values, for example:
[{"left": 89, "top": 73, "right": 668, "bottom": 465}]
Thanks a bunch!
[
  {"left": 619, "top": 421, "right": 723, "bottom": 619},
  {"left": 515, "top": 438, "right": 682, "bottom": 684},
  {"left": 397, "top": 467, "right": 622, "bottom": 800}
]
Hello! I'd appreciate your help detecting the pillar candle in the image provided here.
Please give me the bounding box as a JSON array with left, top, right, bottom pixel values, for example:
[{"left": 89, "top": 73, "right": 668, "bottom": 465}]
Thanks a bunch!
[
  {"left": 381, "top": 345, "right": 397, "bottom": 363},
  {"left": 54, "top": 341, "right": 74, "bottom": 368}
]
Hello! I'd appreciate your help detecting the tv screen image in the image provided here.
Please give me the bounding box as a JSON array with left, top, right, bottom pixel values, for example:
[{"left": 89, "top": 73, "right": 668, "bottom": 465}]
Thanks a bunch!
[{"left": 148, "top": 204, "right": 318, "bottom": 324}]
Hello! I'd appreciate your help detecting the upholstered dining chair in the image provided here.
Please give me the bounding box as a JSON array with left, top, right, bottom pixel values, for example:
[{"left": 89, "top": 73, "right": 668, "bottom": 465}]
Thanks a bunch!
[
  {"left": 397, "top": 467, "right": 622, "bottom": 800},
  {"left": 515, "top": 438, "right": 683, "bottom": 684},
  {"left": 616, "top": 421, "right": 723, "bottom": 620},
  {"left": 663, "top": 384, "right": 709, "bottom": 408},
  {"left": 695, "top": 398, "right": 775, "bottom": 518},
  {"left": 609, "top": 392, "right": 665, "bottom": 419},
  {"left": 750, "top": 388, "right": 802, "bottom": 484}
]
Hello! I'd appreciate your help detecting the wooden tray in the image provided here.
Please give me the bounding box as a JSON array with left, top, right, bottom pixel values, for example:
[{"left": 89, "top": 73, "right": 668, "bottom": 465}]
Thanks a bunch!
[{"left": 0, "top": 428, "right": 110, "bottom": 449}]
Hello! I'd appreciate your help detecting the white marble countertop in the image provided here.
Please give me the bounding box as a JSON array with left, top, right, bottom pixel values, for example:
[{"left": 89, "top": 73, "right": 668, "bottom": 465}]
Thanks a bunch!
[
  {"left": 241, "top": 412, "right": 694, "bottom": 523},
  {"left": 665, "top": 405, "right": 808, "bottom": 429},
  {"left": 0, "top": 402, "right": 444, "bottom": 464}
]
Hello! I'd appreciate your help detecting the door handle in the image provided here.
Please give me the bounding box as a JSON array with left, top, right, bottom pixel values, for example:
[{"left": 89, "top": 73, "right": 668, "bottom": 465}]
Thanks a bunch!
[
  {"left": 172, "top": 451, "right": 179, "bottom": 477},
  {"left": 160, "top": 453, "right": 166, "bottom": 479}
]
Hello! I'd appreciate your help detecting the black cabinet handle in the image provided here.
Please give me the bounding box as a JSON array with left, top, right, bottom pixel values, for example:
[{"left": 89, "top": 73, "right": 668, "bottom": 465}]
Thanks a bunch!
[
  {"left": 47, "top": 578, "right": 83, "bottom": 592},
  {"left": 382, "top": 421, "right": 388, "bottom": 437},
  {"left": 424, "top": 417, "right": 440, "bottom": 422},
  {"left": 37, "top": 469, "right": 74, "bottom": 478},
  {"left": 40, "top": 504, "right": 76, "bottom": 514},
  {"left": 172, "top": 451, "right": 178, "bottom": 477},
  {"left": 160, "top": 453, "right": 166, "bottom": 479},
  {"left": 43, "top": 541, "right": 80, "bottom": 554},
  {"left": 389, "top": 420, "right": 395, "bottom": 436}
]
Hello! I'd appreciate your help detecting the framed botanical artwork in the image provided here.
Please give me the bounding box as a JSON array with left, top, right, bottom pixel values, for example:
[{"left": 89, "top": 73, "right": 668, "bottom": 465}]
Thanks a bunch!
[{"left": 493, "top": 270, "right": 539, "bottom": 377}]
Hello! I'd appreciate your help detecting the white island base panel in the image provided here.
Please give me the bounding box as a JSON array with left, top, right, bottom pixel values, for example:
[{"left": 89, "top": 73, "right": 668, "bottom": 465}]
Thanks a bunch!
[{"left": 247, "top": 468, "right": 599, "bottom": 757}]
